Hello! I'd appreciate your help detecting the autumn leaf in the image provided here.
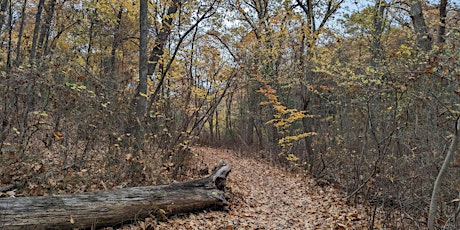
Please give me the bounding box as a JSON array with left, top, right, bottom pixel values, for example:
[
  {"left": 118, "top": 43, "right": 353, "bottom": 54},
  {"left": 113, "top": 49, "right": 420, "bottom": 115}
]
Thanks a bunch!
[
  {"left": 53, "top": 131, "right": 64, "bottom": 140},
  {"left": 126, "top": 153, "right": 133, "bottom": 161}
]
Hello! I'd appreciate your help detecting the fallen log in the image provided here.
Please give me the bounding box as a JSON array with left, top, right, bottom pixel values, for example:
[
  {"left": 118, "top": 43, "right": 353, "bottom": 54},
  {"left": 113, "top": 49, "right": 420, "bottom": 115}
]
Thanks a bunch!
[{"left": 0, "top": 161, "right": 231, "bottom": 230}]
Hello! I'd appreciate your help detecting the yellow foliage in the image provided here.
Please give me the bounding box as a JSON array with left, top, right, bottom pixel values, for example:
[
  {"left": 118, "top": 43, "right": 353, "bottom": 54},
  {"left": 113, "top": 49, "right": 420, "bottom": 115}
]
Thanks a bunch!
[
  {"left": 279, "top": 132, "right": 317, "bottom": 146},
  {"left": 286, "top": 154, "right": 299, "bottom": 161}
]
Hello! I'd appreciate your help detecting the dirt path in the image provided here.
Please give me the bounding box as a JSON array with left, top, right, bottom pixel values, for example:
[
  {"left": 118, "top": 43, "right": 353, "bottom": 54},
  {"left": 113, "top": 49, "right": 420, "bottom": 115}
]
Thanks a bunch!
[{"left": 149, "top": 147, "right": 377, "bottom": 229}]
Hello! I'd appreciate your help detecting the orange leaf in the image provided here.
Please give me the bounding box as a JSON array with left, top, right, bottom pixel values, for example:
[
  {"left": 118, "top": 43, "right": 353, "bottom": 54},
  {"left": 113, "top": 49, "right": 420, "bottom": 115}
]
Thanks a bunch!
[{"left": 53, "top": 131, "right": 64, "bottom": 140}]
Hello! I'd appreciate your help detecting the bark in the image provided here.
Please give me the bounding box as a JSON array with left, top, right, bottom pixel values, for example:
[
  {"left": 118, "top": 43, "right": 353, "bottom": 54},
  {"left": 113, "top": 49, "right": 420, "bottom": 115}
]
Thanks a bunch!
[
  {"left": 131, "top": 0, "right": 149, "bottom": 145},
  {"left": 148, "top": 0, "right": 181, "bottom": 76},
  {"left": 298, "top": 23, "right": 314, "bottom": 171},
  {"left": 371, "top": 0, "right": 386, "bottom": 67},
  {"left": 85, "top": 7, "right": 97, "bottom": 69},
  {"left": 36, "top": 0, "right": 56, "bottom": 62},
  {"left": 6, "top": 0, "right": 12, "bottom": 72},
  {"left": 409, "top": 0, "right": 432, "bottom": 51},
  {"left": 437, "top": 0, "right": 447, "bottom": 44},
  {"left": 14, "top": 0, "right": 28, "bottom": 67},
  {"left": 247, "top": 85, "right": 256, "bottom": 146},
  {"left": 225, "top": 90, "right": 234, "bottom": 131},
  {"left": 29, "top": 0, "right": 45, "bottom": 65},
  {"left": 208, "top": 113, "right": 214, "bottom": 142},
  {"left": 108, "top": 6, "right": 123, "bottom": 92},
  {"left": 300, "top": 84, "right": 314, "bottom": 169},
  {"left": 428, "top": 117, "right": 460, "bottom": 230},
  {"left": 0, "top": 0, "right": 8, "bottom": 32},
  {"left": 0, "top": 162, "right": 231, "bottom": 230}
]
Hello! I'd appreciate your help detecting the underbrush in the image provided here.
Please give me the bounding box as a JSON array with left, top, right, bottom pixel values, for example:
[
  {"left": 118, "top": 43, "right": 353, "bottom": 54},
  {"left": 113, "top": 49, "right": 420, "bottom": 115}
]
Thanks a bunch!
[{"left": 0, "top": 70, "right": 197, "bottom": 198}]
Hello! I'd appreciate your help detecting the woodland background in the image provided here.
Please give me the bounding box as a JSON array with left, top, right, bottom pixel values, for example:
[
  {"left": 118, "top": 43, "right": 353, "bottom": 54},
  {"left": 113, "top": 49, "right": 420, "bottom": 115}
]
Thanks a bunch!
[{"left": 1, "top": 0, "right": 460, "bottom": 228}]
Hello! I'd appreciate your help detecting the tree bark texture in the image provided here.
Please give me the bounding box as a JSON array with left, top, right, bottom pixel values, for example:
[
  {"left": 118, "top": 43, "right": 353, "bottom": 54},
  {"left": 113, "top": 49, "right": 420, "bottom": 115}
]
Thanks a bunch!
[
  {"left": 0, "top": 162, "right": 231, "bottom": 230},
  {"left": 14, "top": 0, "right": 28, "bottom": 67},
  {"left": 29, "top": 0, "right": 45, "bottom": 65},
  {"left": 437, "top": 0, "right": 447, "bottom": 44},
  {"left": 0, "top": 0, "right": 8, "bottom": 32},
  {"left": 409, "top": 0, "right": 432, "bottom": 51},
  {"left": 36, "top": 0, "right": 56, "bottom": 61}
]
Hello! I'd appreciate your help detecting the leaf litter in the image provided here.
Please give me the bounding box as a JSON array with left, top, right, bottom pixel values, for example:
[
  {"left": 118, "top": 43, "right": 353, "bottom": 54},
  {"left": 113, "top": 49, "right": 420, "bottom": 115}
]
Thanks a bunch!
[{"left": 116, "top": 146, "right": 380, "bottom": 229}]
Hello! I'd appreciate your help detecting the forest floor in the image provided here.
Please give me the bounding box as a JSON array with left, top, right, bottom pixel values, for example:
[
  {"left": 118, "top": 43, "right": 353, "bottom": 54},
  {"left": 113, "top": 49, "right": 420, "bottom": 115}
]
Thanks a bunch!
[{"left": 118, "top": 146, "right": 382, "bottom": 229}]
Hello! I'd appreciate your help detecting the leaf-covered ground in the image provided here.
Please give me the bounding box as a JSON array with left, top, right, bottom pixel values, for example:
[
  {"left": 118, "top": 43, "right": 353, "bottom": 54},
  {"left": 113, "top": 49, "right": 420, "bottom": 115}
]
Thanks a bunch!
[{"left": 118, "top": 147, "right": 381, "bottom": 229}]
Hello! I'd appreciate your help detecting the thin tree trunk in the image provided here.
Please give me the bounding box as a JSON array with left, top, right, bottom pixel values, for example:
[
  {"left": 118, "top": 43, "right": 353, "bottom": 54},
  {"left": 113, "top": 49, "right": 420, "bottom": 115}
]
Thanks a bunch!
[
  {"left": 298, "top": 24, "right": 314, "bottom": 170},
  {"left": 29, "top": 0, "right": 45, "bottom": 65},
  {"left": 36, "top": 0, "right": 56, "bottom": 63},
  {"left": 85, "top": 7, "right": 97, "bottom": 69},
  {"left": 108, "top": 6, "right": 123, "bottom": 92},
  {"left": 216, "top": 110, "right": 220, "bottom": 141},
  {"left": 0, "top": 0, "right": 8, "bottom": 32},
  {"left": 208, "top": 114, "right": 214, "bottom": 142},
  {"left": 371, "top": 0, "right": 386, "bottom": 67},
  {"left": 247, "top": 86, "right": 256, "bottom": 146},
  {"left": 132, "top": 0, "right": 149, "bottom": 146},
  {"left": 437, "top": 0, "right": 447, "bottom": 44},
  {"left": 428, "top": 116, "right": 460, "bottom": 230},
  {"left": 6, "top": 0, "right": 12, "bottom": 73},
  {"left": 147, "top": 0, "right": 181, "bottom": 76},
  {"left": 14, "top": 0, "right": 27, "bottom": 67},
  {"left": 146, "top": 1, "right": 216, "bottom": 114},
  {"left": 225, "top": 90, "right": 233, "bottom": 131}
]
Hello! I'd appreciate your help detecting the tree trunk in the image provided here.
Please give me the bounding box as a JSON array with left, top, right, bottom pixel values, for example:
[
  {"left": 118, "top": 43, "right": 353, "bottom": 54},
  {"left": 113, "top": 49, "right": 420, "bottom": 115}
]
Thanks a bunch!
[
  {"left": 6, "top": 0, "right": 12, "bottom": 72},
  {"left": 437, "top": 0, "right": 447, "bottom": 44},
  {"left": 0, "top": 0, "right": 8, "bottom": 33},
  {"left": 14, "top": 0, "right": 27, "bottom": 67},
  {"left": 371, "top": 0, "right": 386, "bottom": 67},
  {"left": 85, "top": 7, "right": 97, "bottom": 69},
  {"left": 409, "top": 0, "right": 432, "bottom": 51},
  {"left": 0, "top": 162, "right": 231, "bottom": 230},
  {"left": 147, "top": 0, "right": 181, "bottom": 76},
  {"left": 130, "top": 0, "right": 149, "bottom": 146},
  {"left": 428, "top": 117, "right": 460, "bottom": 230},
  {"left": 108, "top": 5, "right": 123, "bottom": 92},
  {"left": 29, "top": 0, "right": 45, "bottom": 65},
  {"left": 36, "top": 0, "right": 56, "bottom": 63}
]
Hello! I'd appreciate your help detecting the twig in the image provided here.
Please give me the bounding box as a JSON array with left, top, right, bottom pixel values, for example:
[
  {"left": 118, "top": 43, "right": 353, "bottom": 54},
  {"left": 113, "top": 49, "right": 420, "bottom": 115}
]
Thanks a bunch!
[{"left": 0, "top": 184, "right": 16, "bottom": 193}]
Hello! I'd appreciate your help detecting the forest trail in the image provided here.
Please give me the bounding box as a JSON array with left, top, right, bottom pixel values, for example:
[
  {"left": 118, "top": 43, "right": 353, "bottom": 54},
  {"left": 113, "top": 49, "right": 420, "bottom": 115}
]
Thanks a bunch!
[{"left": 148, "top": 147, "right": 379, "bottom": 229}]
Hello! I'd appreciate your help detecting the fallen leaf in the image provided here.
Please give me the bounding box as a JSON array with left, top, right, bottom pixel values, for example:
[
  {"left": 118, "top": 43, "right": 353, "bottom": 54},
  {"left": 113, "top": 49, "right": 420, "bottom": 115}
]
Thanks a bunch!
[{"left": 53, "top": 131, "right": 64, "bottom": 140}]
